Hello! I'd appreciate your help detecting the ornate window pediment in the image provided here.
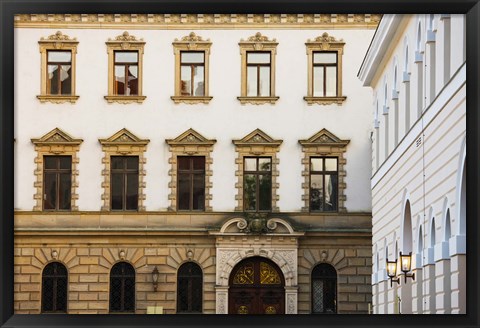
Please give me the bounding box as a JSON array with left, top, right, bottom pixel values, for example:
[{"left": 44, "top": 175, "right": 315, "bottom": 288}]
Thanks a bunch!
[
  {"left": 166, "top": 128, "right": 216, "bottom": 147},
  {"left": 37, "top": 31, "right": 79, "bottom": 104},
  {"left": 298, "top": 128, "right": 350, "bottom": 148},
  {"left": 99, "top": 128, "right": 150, "bottom": 147},
  {"left": 232, "top": 128, "right": 282, "bottom": 148},
  {"left": 304, "top": 32, "right": 346, "bottom": 105}
]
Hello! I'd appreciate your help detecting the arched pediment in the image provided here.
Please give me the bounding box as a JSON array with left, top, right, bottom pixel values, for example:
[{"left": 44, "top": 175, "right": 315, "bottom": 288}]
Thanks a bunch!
[{"left": 212, "top": 217, "right": 303, "bottom": 236}]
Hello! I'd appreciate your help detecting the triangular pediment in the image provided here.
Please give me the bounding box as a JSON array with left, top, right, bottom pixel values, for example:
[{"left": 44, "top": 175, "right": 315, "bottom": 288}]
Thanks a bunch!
[
  {"left": 233, "top": 129, "right": 282, "bottom": 146},
  {"left": 299, "top": 128, "right": 350, "bottom": 147},
  {"left": 166, "top": 128, "right": 216, "bottom": 146},
  {"left": 31, "top": 128, "right": 83, "bottom": 145},
  {"left": 99, "top": 128, "right": 149, "bottom": 145}
]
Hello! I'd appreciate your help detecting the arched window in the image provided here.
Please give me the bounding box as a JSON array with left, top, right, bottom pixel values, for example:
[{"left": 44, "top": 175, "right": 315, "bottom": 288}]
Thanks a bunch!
[
  {"left": 445, "top": 209, "right": 452, "bottom": 240},
  {"left": 431, "top": 218, "right": 436, "bottom": 247},
  {"left": 42, "top": 262, "right": 68, "bottom": 313},
  {"left": 110, "top": 262, "right": 135, "bottom": 313},
  {"left": 311, "top": 263, "right": 337, "bottom": 314},
  {"left": 177, "top": 262, "right": 203, "bottom": 313}
]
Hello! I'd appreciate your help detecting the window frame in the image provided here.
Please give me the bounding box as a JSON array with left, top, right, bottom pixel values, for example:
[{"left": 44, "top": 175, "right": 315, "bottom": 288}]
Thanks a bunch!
[
  {"left": 113, "top": 50, "right": 139, "bottom": 96},
  {"left": 238, "top": 32, "right": 279, "bottom": 105},
  {"left": 243, "top": 156, "right": 273, "bottom": 212},
  {"left": 110, "top": 156, "right": 140, "bottom": 211},
  {"left": 43, "top": 155, "right": 72, "bottom": 211},
  {"left": 177, "top": 156, "right": 206, "bottom": 211},
  {"left": 41, "top": 262, "right": 68, "bottom": 314},
  {"left": 246, "top": 51, "right": 272, "bottom": 97},
  {"left": 109, "top": 262, "right": 136, "bottom": 313},
  {"left": 171, "top": 32, "right": 212, "bottom": 104},
  {"left": 312, "top": 51, "right": 338, "bottom": 97},
  {"left": 309, "top": 156, "right": 339, "bottom": 212},
  {"left": 37, "top": 31, "right": 79, "bottom": 103},
  {"left": 304, "top": 33, "right": 346, "bottom": 105},
  {"left": 105, "top": 31, "right": 146, "bottom": 104},
  {"left": 176, "top": 262, "right": 203, "bottom": 313}
]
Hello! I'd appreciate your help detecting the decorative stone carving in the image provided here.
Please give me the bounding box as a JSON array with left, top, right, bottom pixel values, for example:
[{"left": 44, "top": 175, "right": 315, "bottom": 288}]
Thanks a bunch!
[
  {"left": 109, "top": 31, "right": 143, "bottom": 42},
  {"left": 41, "top": 31, "right": 76, "bottom": 41}
]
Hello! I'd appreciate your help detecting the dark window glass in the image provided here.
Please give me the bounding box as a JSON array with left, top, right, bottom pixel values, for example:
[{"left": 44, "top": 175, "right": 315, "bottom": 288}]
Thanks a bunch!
[
  {"left": 243, "top": 157, "right": 272, "bottom": 212},
  {"left": 180, "top": 51, "right": 205, "bottom": 96},
  {"left": 313, "top": 52, "right": 337, "bottom": 97},
  {"left": 110, "top": 262, "right": 135, "bottom": 313},
  {"left": 246, "top": 52, "right": 271, "bottom": 97},
  {"left": 310, "top": 157, "right": 338, "bottom": 212},
  {"left": 177, "top": 156, "right": 205, "bottom": 211},
  {"left": 312, "top": 264, "right": 337, "bottom": 314},
  {"left": 110, "top": 156, "right": 139, "bottom": 210},
  {"left": 43, "top": 156, "right": 72, "bottom": 211},
  {"left": 42, "top": 262, "right": 68, "bottom": 313},
  {"left": 177, "top": 262, "right": 203, "bottom": 313},
  {"left": 114, "top": 51, "right": 138, "bottom": 95},
  {"left": 47, "top": 50, "right": 72, "bottom": 95}
]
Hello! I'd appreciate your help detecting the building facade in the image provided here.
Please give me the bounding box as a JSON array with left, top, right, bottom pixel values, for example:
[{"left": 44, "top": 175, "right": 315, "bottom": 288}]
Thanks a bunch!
[
  {"left": 358, "top": 14, "right": 466, "bottom": 314},
  {"left": 13, "top": 14, "right": 379, "bottom": 314}
]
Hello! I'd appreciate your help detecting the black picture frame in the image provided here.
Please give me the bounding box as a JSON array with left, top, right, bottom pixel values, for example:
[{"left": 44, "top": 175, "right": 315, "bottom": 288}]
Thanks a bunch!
[{"left": 1, "top": 1, "right": 479, "bottom": 327}]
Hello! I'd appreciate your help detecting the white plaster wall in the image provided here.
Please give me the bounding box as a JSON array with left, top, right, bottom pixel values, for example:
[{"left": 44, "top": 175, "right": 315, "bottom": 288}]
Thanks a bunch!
[{"left": 14, "top": 27, "right": 375, "bottom": 212}]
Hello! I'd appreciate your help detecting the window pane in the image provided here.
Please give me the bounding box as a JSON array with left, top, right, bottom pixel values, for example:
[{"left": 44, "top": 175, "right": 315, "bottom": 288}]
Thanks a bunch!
[
  {"left": 58, "top": 173, "right": 71, "bottom": 210},
  {"left": 311, "top": 158, "right": 323, "bottom": 171},
  {"left": 325, "top": 158, "right": 337, "bottom": 171},
  {"left": 124, "top": 277, "right": 135, "bottom": 311},
  {"left": 192, "top": 157, "right": 205, "bottom": 170},
  {"left": 126, "top": 156, "right": 138, "bottom": 170},
  {"left": 177, "top": 277, "right": 189, "bottom": 312},
  {"left": 127, "top": 65, "right": 138, "bottom": 95},
  {"left": 110, "top": 277, "right": 122, "bottom": 311},
  {"left": 48, "top": 65, "right": 59, "bottom": 94},
  {"left": 326, "top": 66, "right": 337, "bottom": 97},
  {"left": 60, "top": 65, "right": 72, "bottom": 94},
  {"left": 111, "top": 157, "right": 124, "bottom": 170},
  {"left": 178, "top": 173, "right": 190, "bottom": 210},
  {"left": 181, "top": 52, "right": 204, "bottom": 63},
  {"left": 44, "top": 173, "right": 57, "bottom": 210},
  {"left": 324, "top": 174, "right": 338, "bottom": 211},
  {"left": 178, "top": 157, "right": 190, "bottom": 170},
  {"left": 59, "top": 156, "right": 71, "bottom": 169},
  {"left": 247, "top": 66, "right": 258, "bottom": 96},
  {"left": 192, "top": 276, "right": 203, "bottom": 311},
  {"left": 313, "top": 52, "right": 336, "bottom": 64},
  {"left": 44, "top": 157, "right": 57, "bottom": 169},
  {"left": 115, "top": 51, "right": 138, "bottom": 63},
  {"left": 42, "top": 278, "right": 54, "bottom": 312},
  {"left": 312, "top": 279, "right": 325, "bottom": 313},
  {"left": 313, "top": 66, "right": 324, "bottom": 97},
  {"left": 192, "top": 174, "right": 205, "bottom": 210},
  {"left": 310, "top": 174, "right": 323, "bottom": 211},
  {"left": 259, "top": 66, "right": 270, "bottom": 96},
  {"left": 193, "top": 66, "right": 205, "bottom": 96},
  {"left": 247, "top": 52, "right": 270, "bottom": 64},
  {"left": 244, "top": 158, "right": 257, "bottom": 171},
  {"left": 258, "top": 174, "right": 272, "bottom": 211},
  {"left": 181, "top": 66, "right": 192, "bottom": 95},
  {"left": 111, "top": 173, "right": 123, "bottom": 210},
  {"left": 126, "top": 173, "right": 138, "bottom": 210},
  {"left": 244, "top": 174, "right": 257, "bottom": 210},
  {"left": 56, "top": 276, "right": 68, "bottom": 312},
  {"left": 114, "top": 65, "right": 126, "bottom": 95},
  {"left": 258, "top": 158, "right": 271, "bottom": 171},
  {"left": 48, "top": 51, "right": 71, "bottom": 63}
]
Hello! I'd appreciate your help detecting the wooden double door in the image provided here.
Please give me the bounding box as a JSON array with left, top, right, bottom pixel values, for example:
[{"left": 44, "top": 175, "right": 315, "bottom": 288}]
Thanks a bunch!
[{"left": 228, "top": 257, "right": 285, "bottom": 314}]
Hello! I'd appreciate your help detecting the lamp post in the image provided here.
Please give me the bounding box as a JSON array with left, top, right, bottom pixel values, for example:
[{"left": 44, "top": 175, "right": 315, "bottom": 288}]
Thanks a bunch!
[
  {"left": 386, "top": 258, "right": 400, "bottom": 287},
  {"left": 399, "top": 252, "right": 415, "bottom": 283},
  {"left": 152, "top": 266, "right": 159, "bottom": 292}
]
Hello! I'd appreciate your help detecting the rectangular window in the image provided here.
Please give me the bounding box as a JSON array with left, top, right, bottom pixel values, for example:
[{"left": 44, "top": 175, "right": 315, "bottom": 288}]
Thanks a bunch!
[
  {"left": 180, "top": 52, "right": 205, "bottom": 96},
  {"left": 177, "top": 156, "right": 205, "bottom": 211},
  {"left": 246, "top": 52, "right": 271, "bottom": 97},
  {"left": 244, "top": 157, "right": 272, "bottom": 211},
  {"left": 310, "top": 157, "right": 338, "bottom": 212},
  {"left": 46, "top": 51, "right": 72, "bottom": 95},
  {"left": 110, "top": 156, "right": 139, "bottom": 210},
  {"left": 43, "top": 156, "right": 72, "bottom": 210},
  {"left": 114, "top": 51, "right": 139, "bottom": 96},
  {"left": 313, "top": 52, "right": 337, "bottom": 97}
]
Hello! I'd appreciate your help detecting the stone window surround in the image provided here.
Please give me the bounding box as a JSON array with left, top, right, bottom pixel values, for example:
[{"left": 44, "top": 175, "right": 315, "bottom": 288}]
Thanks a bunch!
[
  {"left": 298, "top": 128, "right": 349, "bottom": 212},
  {"left": 304, "top": 32, "right": 346, "bottom": 105},
  {"left": 237, "top": 32, "right": 279, "bottom": 105},
  {"left": 37, "top": 31, "right": 79, "bottom": 104},
  {"left": 99, "top": 128, "right": 149, "bottom": 211},
  {"left": 166, "top": 129, "right": 216, "bottom": 212},
  {"left": 105, "top": 31, "right": 146, "bottom": 104},
  {"left": 31, "top": 128, "right": 83, "bottom": 211},
  {"left": 232, "top": 129, "right": 282, "bottom": 212},
  {"left": 171, "top": 32, "right": 213, "bottom": 104}
]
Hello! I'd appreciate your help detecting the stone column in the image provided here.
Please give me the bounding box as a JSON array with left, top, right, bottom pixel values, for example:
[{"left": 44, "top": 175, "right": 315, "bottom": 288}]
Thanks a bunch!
[
  {"left": 215, "top": 286, "right": 229, "bottom": 314},
  {"left": 412, "top": 253, "right": 423, "bottom": 314},
  {"left": 434, "top": 241, "right": 451, "bottom": 313},
  {"left": 285, "top": 286, "right": 298, "bottom": 314},
  {"left": 449, "top": 235, "right": 466, "bottom": 314},
  {"left": 422, "top": 247, "right": 435, "bottom": 313}
]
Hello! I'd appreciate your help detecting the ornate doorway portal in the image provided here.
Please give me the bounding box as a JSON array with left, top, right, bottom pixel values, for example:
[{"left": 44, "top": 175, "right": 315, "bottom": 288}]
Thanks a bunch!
[{"left": 228, "top": 257, "right": 285, "bottom": 314}]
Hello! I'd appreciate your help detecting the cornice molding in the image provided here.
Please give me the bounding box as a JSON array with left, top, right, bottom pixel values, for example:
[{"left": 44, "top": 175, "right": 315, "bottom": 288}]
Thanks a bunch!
[{"left": 15, "top": 14, "right": 381, "bottom": 29}]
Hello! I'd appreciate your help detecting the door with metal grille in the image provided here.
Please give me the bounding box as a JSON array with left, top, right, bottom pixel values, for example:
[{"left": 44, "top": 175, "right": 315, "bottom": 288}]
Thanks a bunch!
[
  {"left": 311, "top": 263, "right": 337, "bottom": 313},
  {"left": 41, "top": 262, "right": 68, "bottom": 313},
  {"left": 228, "top": 257, "right": 285, "bottom": 314},
  {"left": 109, "top": 262, "right": 135, "bottom": 313}
]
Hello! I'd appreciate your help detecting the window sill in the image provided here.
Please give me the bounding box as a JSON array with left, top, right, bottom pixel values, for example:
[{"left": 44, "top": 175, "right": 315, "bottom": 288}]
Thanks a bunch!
[
  {"left": 37, "top": 95, "right": 79, "bottom": 104},
  {"left": 237, "top": 96, "right": 279, "bottom": 105},
  {"left": 303, "top": 96, "right": 347, "bottom": 105},
  {"left": 104, "top": 95, "right": 146, "bottom": 104},
  {"left": 171, "top": 96, "right": 213, "bottom": 104}
]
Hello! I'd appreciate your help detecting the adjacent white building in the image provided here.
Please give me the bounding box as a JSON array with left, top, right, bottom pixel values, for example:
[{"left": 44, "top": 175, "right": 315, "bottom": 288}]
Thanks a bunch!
[{"left": 358, "top": 14, "right": 466, "bottom": 314}]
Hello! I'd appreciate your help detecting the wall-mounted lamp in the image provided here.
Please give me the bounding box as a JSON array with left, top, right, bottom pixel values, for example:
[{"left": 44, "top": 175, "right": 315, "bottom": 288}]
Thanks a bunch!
[
  {"left": 152, "top": 266, "right": 159, "bottom": 292},
  {"left": 386, "top": 258, "right": 400, "bottom": 287},
  {"left": 399, "top": 252, "right": 415, "bottom": 283}
]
